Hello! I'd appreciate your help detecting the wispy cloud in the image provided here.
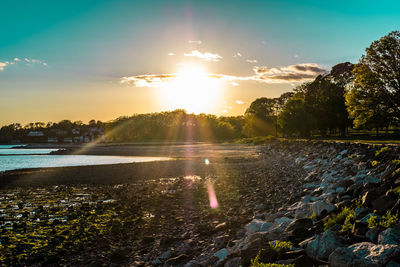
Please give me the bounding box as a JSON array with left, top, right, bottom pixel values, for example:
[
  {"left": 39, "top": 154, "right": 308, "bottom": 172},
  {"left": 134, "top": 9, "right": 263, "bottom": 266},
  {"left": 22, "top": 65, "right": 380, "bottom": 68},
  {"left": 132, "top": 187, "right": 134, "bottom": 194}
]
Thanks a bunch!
[
  {"left": 188, "top": 40, "right": 202, "bottom": 45},
  {"left": 167, "top": 53, "right": 174, "bottom": 56},
  {"left": 184, "top": 50, "right": 222, "bottom": 62},
  {"left": 233, "top": 52, "right": 242, "bottom": 58},
  {"left": 236, "top": 100, "right": 244, "bottom": 104},
  {"left": 0, "top": 57, "right": 48, "bottom": 71},
  {"left": 231, "top": 82, "right": 239, "bottom": 86},
  {"left": 253, "top": 63, "right": 327, "bottom": 82},
  {"left": 246, "top": 59, "right": 257, "bottom": 63},
  {"left": 121, "top": 74, "right": 175, "bottom": 87},
  {"left": 121, "top": 63, "right": 327, "bottom": 87}
]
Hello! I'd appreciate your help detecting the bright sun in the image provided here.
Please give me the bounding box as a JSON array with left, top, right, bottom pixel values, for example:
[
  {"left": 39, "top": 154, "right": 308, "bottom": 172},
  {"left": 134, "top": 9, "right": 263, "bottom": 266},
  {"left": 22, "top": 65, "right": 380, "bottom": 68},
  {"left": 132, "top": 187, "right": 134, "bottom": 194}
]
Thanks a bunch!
[{"left": 161, "top": 63, "right": 223, "bottom": 114}]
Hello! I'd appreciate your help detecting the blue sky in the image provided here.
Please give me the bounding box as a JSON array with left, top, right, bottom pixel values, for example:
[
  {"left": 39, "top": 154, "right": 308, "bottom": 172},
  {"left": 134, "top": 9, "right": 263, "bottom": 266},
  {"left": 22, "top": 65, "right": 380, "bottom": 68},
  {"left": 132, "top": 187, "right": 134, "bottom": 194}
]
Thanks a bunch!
[{"left": 1, "top": 0, "right": 399, "bottom": 125}]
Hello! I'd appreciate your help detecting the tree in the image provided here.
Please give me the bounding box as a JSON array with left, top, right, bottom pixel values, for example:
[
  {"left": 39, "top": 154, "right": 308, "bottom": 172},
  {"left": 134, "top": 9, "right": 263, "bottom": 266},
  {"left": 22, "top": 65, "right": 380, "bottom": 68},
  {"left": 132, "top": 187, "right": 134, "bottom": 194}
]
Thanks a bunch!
[
  {"left": 278, "top": 98, "right": 310, "bottom": 137},
  {"left": 353, "top": 31, "right": 400, "bottom": 125},
  {"left": 243, "top": 97, "right": 277, "bottom": 137},
  {"left": 345, "top": 64, "right": 392, "bottom": 134}
]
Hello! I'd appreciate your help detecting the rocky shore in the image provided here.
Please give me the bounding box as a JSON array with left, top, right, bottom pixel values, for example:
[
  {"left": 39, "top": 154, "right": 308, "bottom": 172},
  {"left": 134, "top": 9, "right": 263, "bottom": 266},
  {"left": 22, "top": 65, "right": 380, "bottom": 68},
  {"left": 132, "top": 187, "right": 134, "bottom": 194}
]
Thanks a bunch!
[{"left": 2, "top": 141, "right": 400, "bottom": 266}]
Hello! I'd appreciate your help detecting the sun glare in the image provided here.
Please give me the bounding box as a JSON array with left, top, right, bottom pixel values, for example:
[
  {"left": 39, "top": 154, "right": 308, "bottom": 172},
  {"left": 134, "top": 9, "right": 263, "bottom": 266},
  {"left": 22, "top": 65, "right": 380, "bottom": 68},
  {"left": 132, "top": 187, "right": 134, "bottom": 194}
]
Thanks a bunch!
[{"left": 161, "top": 63, "right": 223, "bottom": 114}]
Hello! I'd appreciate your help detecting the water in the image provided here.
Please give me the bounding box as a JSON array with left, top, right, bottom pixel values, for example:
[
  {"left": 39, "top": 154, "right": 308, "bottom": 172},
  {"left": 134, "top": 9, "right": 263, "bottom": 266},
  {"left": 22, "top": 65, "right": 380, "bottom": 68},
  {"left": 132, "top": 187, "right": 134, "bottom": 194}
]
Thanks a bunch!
[
  {"left": 0, "top": 145, "right": 168, "bottom": 172},
  {"left": 0, "top": 155, "right": 168, "bottom": 172}
]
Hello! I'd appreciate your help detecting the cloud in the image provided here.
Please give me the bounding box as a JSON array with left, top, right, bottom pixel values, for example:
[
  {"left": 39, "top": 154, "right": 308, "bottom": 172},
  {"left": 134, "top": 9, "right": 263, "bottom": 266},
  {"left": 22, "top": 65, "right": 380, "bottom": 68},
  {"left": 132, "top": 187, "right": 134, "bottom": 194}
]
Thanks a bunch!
[
  {"left": 233, "top": 52, "right": 242, "bottom": 58},
  {"left": 0, "top": 57, "right": 48, "bottom": 71},
  {"left": 188, "top": 40, "right": 202, "bottom": 45},
  {"left": 167, "top": 53, "right": 174, "bottom": 56},
  {"left": 184, "top": 50, "right": 222, "bottom": 62},
  {"left": 121, "top": 74, "right": 175, "bottom": 87},
  {"left": 252, "top": 63, "right": 327, "bottom": 82},
  {"left": 121, "top": 63, "right": 327, "bottom": 87},
  {"left": 246, "top": 59, "right": 257, "bottom": 63},
  {"left": 0, "top": 62, "right": 8, "bottom": 71},
  {"left": 236, "top": 100, "right": 244, "bottom": 104},
  {"left": 294, "top": 54, "right": 299, "bottom": 58}
]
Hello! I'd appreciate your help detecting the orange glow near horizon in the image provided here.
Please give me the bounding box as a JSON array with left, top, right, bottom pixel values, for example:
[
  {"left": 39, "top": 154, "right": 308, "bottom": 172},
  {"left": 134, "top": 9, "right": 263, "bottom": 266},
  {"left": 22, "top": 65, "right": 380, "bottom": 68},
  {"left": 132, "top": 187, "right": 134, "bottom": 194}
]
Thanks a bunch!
[{"left": 160, "top": 63, "right": 224, "bottom": 114}]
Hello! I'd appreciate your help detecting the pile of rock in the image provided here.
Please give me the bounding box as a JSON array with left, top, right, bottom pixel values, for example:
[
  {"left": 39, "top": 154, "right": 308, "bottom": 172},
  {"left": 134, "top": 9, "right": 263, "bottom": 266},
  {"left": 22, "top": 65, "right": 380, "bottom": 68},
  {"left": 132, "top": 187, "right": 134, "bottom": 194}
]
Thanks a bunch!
[{"left": 192, "top": 140, "right": 400, "bottom": 266}]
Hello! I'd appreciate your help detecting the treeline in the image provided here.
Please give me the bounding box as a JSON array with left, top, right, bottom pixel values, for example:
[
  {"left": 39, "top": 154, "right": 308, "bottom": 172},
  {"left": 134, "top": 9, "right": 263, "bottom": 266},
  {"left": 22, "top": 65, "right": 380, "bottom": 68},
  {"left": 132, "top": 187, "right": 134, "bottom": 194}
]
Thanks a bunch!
[
  {"left": 251, "top": 31, "right": 400, "bottom": 138},
  {"left": 0, "top": 120, "right": 104, "bottom": 143},
  {"left": 105, "top": 110, "right": 245, "bottom": 142}
]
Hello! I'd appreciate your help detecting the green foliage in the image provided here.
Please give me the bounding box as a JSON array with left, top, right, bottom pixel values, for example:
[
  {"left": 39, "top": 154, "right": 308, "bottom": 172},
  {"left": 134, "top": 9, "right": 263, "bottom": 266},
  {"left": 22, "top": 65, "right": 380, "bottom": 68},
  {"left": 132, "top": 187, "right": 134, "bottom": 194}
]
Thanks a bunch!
[
  {"left": 392, "top": 159, "right": 400, "bottom": 165},
  {"left": 341, "top": 212, "right": 355, "bottom": 232},
  {"left": 367, "top": 214, "right": 379, "bottom": 229},
  {"left": 269, "top": 240, "right": 292, "bottom": 252},
  {"left": 380, "top": 211, "right": 399, "bottom": 228},
  {"left": 349, "top": 154, "right": 357, "bottom": 159},
  {"left": 250, "top": 251, "right": 294, "bottom": 267},
  {"left": 106, "top": 110, "right": 244, "bottom": 142},
  {"left": 388, "top": 186, "right": 400, "bottom": 195},
  {"left": 371, "top": 160, "right": 380, "bottom": 167},
  {"left": 278, "top": 98, "right": 310, "bottom": 137},
  {"left": 235, "top": 135, "right": 276, "bottom": 145},
  {"left": 375, "top": 146, "right": 392, "bottom": 156},
  {"left": 324, "top": 206, "right": 354, "bottom": 230}
]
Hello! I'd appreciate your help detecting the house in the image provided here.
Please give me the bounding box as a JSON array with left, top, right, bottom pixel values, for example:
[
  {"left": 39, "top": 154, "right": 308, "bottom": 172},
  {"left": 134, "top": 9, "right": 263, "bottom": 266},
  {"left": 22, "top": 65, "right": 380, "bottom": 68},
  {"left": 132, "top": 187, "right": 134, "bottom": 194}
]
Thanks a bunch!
[
  {"left": 63, "top": 137, "right": 73, "bottom": 143},
  {"left": 27, "top": 131, "right": 44, "bottom": 137},
  {"left": 73, "top": 136, "right": 84, "bottom": 143},
  {"left": 51, "top": 129, "right": 68, "bottom": 136},
  {"left": 48, "top": 137, "right": 58, "bottom": 143},
  {"left": 72, "top": 128, "right": 80, "bottom": 135}
]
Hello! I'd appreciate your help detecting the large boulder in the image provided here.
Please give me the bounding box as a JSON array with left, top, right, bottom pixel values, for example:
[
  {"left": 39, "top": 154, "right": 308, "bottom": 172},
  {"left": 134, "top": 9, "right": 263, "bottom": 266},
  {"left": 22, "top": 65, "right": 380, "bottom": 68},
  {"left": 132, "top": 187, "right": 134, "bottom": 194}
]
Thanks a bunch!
[
  {"left": 329, "top": 242, "right": 400, "bottom": 267},
  {"left": 378, "top": 228, "right": 400, "bottom": 245},
  {"left": 311, "top": 200, "right": 336, "bottom": 217},
  {"left": 306, "top": 230, "right": 345, "bottom": 260}
]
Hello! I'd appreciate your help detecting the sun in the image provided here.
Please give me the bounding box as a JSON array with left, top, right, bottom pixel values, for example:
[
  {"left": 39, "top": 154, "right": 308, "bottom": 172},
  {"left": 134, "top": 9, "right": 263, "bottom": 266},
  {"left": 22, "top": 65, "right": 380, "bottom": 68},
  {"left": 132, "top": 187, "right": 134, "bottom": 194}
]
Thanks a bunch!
[{"left": 160, "top": 63, "right": 223, "bottom": 114}]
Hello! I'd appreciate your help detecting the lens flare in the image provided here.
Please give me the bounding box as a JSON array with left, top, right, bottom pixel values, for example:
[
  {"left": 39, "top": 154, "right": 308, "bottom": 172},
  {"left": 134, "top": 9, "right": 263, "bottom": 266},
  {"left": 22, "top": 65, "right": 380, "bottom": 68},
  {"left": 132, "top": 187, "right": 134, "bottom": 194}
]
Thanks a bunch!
[
  {"left": 205, "top": 158, "right": 210, "bottom": 165},
  {"left": 207, "top": 181, "right": 219, "bottom": 209}
]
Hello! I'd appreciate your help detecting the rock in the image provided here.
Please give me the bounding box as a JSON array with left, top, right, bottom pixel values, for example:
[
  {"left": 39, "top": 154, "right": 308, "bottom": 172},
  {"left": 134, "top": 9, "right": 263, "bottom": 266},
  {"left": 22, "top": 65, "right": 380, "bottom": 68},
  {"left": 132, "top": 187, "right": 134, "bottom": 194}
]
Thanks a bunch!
[
  {"left": 378, "top": 228, "right": 400, "bottom": 245},
  {"left": 215, "top": 222, "right": 227, "bottom": 232},
  {"left": 240, "top": 238, "right": 277, "bottom": 266},
  {"left": 245, "top": 219, "right": 265, "bottom": 234},
  {"left": 294, "top": 202, "right": 312, "bottom": 219},
  {"left": 161, "top": 250, "right": 172, "bottom": 260},
  {"left": 366, "top": 228, "right": 380, "bottom": 243},
  {"left": 329, "top": 242, "right": 400, "bottom": 267},
  {"left": 305, "top": 230, "right": 345, "bottom": 260},
  {"left": 311, "top": 200, "right": 336, "bottom": 217},
  {"left": 372, "top": 195, "right": 397, "bottom": 214},
  {"left": 215, "top": 235, "right": 230, "bottom": 249},
  {"left": 285, "top": 218, "right": 313, "bottom": 242},
  {"left": 224, "top": 257, "right": 241, "bottom": 267},
  {"left": 214, "top": 248, "right": 229, "bottom": 265},
  {"left": 165, "top": 254, "right": 190, "bottom": 265}
]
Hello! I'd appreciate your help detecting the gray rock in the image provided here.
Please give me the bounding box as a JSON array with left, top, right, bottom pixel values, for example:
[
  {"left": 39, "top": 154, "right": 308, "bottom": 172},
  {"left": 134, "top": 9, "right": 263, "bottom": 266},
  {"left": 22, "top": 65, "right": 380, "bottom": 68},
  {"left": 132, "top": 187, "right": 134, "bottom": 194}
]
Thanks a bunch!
[
  {"left": 378, "top": 228, "right": 400, "bottom": 245},
  {"left": 366, "top": 228, "right": 380, "bottom": 243},
  {"left": 214, "top": 248, "right": 229, "bottom": 265},
  {"left": 311, "top": 200, "right": 336, "bottom": 217},
  {"left": 224, "top": 257, "right": 241, "bottom": 267},
  {"left": 306, "top": 230, "right": 345, "bottom": 260},
  {"left": 329, "top": 242, "right": 400, "bottom": 267},
  {"left": 245, "top": 219, "right": 265, "bottom": 234}
]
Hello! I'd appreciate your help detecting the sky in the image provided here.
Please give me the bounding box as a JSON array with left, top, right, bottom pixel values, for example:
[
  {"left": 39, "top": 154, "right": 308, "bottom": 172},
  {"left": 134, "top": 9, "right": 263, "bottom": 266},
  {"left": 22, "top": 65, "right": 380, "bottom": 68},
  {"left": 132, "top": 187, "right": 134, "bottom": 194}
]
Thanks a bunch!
[{"left": 1, "top": 0, "right": 399, "bottom": 126}]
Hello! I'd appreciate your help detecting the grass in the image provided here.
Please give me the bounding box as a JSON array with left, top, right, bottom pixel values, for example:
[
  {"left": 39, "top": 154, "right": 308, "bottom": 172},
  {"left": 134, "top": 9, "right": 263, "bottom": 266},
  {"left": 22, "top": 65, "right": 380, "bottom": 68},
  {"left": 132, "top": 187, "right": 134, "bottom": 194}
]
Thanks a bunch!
[
  {"left": 375, "top": 146, "right": 392, "bottom": 157},
  {"left": 250, "top": 251, "right": 294, "bottom": 267},
  {"left": 269, "top": 241, "right": 292, "bottom": 252},
  {"left": 235, "top": 135, "right": 277, "bottom": 145},
  {"left": 324, "top": 206, "right": 354, "bottom": 231}
]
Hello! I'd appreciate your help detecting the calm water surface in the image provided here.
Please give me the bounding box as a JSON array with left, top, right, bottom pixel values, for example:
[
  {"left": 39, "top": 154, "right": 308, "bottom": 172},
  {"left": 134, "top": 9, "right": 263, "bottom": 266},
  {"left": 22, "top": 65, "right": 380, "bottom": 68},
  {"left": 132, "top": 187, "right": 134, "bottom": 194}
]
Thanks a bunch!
[{"left": 0, "top": 145, "right": 168, "bottom": 172}]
